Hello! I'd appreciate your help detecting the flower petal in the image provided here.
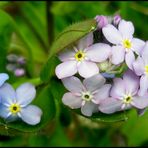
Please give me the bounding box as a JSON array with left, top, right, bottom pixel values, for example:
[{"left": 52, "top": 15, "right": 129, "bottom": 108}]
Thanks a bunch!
[
  {"left": 81, "top": 101, "right": 98, "bottom": 116},
  {"left": 62, "top": 76, "right": 84, "bottom": 93},
  {"left": 93, "top": 84, "right": 111, "bottom": 104},
  {"left": 137, "top": 108, "right": 147, "bottom": 116},
  {"left": 125, "top": 51, "right": 135, "bottom": 70},
  {"left": 110, "top": 78, "right": 125, "bottom": 98},
  {"left": 111, "top": 46, "right": 125, "bottom": 65},
  {"left": 133, "top": 56, "right": 145, "bottom": 76},
  {"left": 101, "top": 73, "right": 115, "bottom": 79},
  {"left": 83, "top": 74, "right": 106, "bottom": 92},
  {"left": 0, "top": 83, "right": 15, "bottom": 105},
  {"left": 6, "top": 115, "right": 18, "bottom": 122},
  {"left": 0, "top": 73, "right": 9, "bottom": 87},
  {"left": 102, "top": 24, "right": 122, "bottom": 44},
  {"left": 86, "top": 43, "right": 111, "bottom": 62},
  {"left": 77, "top": 32, "right": 93, "bottom": 49},
  {"left": 138, "top": 75, "right": 148, "bottom": 96},
  {"left": 133, "top": 95, "right": 148, "bottom": 109},
  {"left": 62, "top": 92, "right": 82, "bottom": 109},
  {"left": 58, "top": 50, "right": 75, "bottom": 62},
  {"left": 78, "top": 61, "right": 99, "bottom": 78},
  {"left": 55, "top": 60, "right": 77, "bottom": 79},
  {"left": 99, "top": 97, "right": 122, "bottom": 114},
  {"left": 118, "top": 20, "right": 134, "bottom": 39},
  {"left": 0, "top": 104, "right": 10, "bottom": 119},
  {"left": 123, "top": 70, "right": 139, "bottom": 95},
  {"left": 141, "top": 41, "right": 148, "bottom": 64},
  {"left": 132, "top": 38, "right": 145, "bottom": 55},
  {"left": 16, "top": 83, "right": 36, "bottom": 106},
  {"left": 20, "top": 105, "right": 42, "bottom": 125}
]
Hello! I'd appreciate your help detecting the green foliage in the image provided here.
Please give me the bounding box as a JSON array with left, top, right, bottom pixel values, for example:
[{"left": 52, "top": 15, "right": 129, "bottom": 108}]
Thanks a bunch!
[
  {"left": 121, "top": 109, "right": 148, "bottom": 146},
  {"left": 40, "top": 56, "right": 60, "bottom": 83},
  {"left": 0, "top": 10, "right": 14, "bottom": 72},
  {"left": 75, "top": 109, "right": 129, "bottom": 123}
]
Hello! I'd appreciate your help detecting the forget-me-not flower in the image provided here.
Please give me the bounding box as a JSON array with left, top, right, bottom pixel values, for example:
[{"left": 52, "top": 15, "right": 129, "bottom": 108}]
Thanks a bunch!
[
  {"left": 0, "top": 83, "right": 42, "bottom": 125},
  {"left": 55, "top": 33, "right": 111, "bottom": 79},
  {"left": 62, "top": 74, "right": 111, "bottom": 116}
]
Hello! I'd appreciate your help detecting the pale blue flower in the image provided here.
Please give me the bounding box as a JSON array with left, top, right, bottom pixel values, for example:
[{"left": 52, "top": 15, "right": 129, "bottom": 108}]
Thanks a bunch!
[
  {"left": 0, "top": 73, "right": 9, "bottom": 87},
  {"left": 0, "top": 73, "right": 9, "bottom": 103},
  {"left": 0, "top": 83, "right": 42, "bottom": 125}
]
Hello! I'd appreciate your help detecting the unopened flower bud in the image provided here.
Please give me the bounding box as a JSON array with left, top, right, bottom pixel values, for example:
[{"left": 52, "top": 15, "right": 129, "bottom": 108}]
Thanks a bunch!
[
  {"left": 113, "top": 14, "right": 121, "bottom": 25},
  {"left": 98, "top": 60, "right": 110, "bottom": 72},
  {"left": 7, "top": 54, "right": 18, "bottom": 62},
  {"left": 14, "top": 68, "right": 25, "bottom": 77},
  {"left": 95, "top": 15, "right": 108, "bottom": 29},
  {"left": 17, "top": 57, "right": 26, "bottom": 65},
  {"left": 6, "top": 64, "right": 17, "bottom": 71}
]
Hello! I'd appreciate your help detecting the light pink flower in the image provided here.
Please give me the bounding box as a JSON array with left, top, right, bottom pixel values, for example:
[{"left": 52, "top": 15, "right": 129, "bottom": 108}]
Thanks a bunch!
[
  {"left": 95, "top": 15, "right": 109, "bottom": 29},
  {"left": 56, "top": 33, "right": 111, "bottom": 79},
  {"left": 102, "top": 19, "right": 145, "bottom": 69},
  {"left": 99, "top": 70, "right": 148, "bottom": 114},
  {"left": 62, "top": 74, "right": 111, "bottom": 116},
  {"left": 113, "top": 14, "right": 121, "bottom": 25},
  {"left": 133, "top": 41, "right": 148, "bottom": 96}
]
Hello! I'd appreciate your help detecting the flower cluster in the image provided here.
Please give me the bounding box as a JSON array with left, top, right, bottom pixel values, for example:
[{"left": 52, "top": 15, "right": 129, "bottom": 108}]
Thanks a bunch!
[
  {"left": 0, "top": 73, "right": 42, "bottom": 125},
  {"left": 55, "top": 15, "right": 148, "bottom": 117},
  {"left": 6, "top": 54, "right": 26, "bottom": 77}
]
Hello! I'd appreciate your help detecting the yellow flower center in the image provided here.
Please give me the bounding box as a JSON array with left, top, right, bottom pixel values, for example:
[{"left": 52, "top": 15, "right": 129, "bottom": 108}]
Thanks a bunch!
[
  {"left": 75, "top": 51, "right": 85, "bottom": 62},
  {"left": 123, "top": 95, "right": 132, "bottom": 104},
  {"left": 82, "top": 92, "right": 93, "bottom": 101},
  {"left": 123, "top": 39, "right": 132, "bottom": 49},
  {"left": 145, "top": 65, "right": 148, "bottom": 75},
  {"left": 9, "top": 104, "right": 21, "bottom": 114}
]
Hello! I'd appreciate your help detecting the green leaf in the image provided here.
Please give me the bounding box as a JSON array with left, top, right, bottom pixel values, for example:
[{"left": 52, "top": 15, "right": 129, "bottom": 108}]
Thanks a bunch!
[
  {"left": 0, "top": 85, "right": 56, "bottom": 134},
  {"left": 48, "top": 122, "right": 72, "bottom": 147},
  {"left": 0, "top": 135, "right": 25, "bottom": 147},
  {"left": 74, "top": 109, "right": 129, "bottom": 123},
  {"left": 40, "top": 56, "right": 60, "bottom": 82},
  {"left": 49, "top": 19, "right": 96, "bottom": 58},
  {"left": 19, "top": 2, "right": 49, "bottom": 50},
  {"left": 121, "top": 109, "right": 148, "bottom": 146},
  {"left": 28, "top": 134, "right": 50, "bottom": 147},
  {"left": 0, "top": 10, "right": 14, "bottom": 72}
]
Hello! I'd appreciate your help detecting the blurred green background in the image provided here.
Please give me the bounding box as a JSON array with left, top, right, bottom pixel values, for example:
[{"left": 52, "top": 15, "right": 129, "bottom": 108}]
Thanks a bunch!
[{"left": 0, "top": 1, "right": 148, "bottom": 147}]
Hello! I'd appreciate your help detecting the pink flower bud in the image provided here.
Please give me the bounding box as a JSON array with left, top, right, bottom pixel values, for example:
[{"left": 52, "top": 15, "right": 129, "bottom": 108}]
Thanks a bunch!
[
  {"left": 14, "top": 68, "right": 25, "bottom": 77},
  {"left": 95, "top": 15, "right": 108, "bottom": 29},
  {"left": 17, "top": 57, "right": 26, "bottom": 65},
  {"left": 113, "top": 14, "right": 121, "bottom": 25}
]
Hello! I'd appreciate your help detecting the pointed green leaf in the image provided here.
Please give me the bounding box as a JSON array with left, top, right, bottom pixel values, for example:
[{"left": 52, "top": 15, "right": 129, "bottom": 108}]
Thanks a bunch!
[{"left": 49, "top": 19, "right": 96, "bottom": 58}]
